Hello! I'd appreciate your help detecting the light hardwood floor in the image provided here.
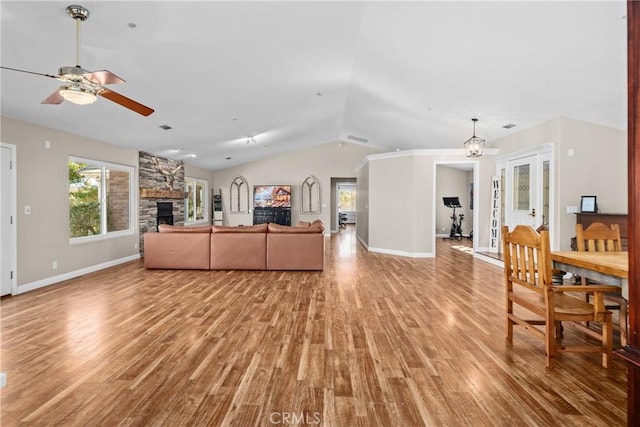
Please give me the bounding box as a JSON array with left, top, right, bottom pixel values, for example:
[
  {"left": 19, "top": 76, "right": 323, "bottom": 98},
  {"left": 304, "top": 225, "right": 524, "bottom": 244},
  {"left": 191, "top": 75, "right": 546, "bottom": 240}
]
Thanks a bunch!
[{"left": 1, "top": 227, "right": 627, "bottom": 426}]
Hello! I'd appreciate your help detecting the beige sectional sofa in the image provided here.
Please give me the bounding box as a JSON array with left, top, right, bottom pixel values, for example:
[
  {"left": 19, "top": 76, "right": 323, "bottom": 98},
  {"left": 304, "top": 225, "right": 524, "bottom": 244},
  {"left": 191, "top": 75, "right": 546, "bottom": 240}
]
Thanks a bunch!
[{"left": 143, "top": 221, "right": 324, "bottom": 271}]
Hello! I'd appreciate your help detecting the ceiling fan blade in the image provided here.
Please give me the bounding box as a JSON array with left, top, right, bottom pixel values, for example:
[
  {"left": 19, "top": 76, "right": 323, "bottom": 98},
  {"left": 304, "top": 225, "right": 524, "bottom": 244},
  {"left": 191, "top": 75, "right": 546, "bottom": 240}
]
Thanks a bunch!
[
  {"left": 1, "top": 66, "right": 58, "bottom": 79},
  {"left": 99, "top": 88, "right": 154, "bottom": 116},
  {"left": 41, "top": 89, "right": 64, "bottom": 105},
  {"left": 83, "top": 70, "right": 125, "bottom": 85}
]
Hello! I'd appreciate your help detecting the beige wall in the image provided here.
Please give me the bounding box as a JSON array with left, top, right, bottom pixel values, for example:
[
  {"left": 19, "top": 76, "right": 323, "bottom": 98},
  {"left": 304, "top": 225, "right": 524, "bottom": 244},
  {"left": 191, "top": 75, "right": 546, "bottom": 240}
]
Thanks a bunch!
[
  {"left": 492, "top": 116, "right": 626, "bottom": 250},
  {"left": 212, "top": 141, "right": 380, "bottom": 229},
  {"left": 361, "top": 151, "right": 489, "bottom": 256},
  {"left": 1, "top": 116, "right": 141, "bottom": 289},
  {"left": 356, "top": 162, "right": 370, "bottom": 246},
  {"left": 368, "top": 155, "right": 416, "bottom": 253}
]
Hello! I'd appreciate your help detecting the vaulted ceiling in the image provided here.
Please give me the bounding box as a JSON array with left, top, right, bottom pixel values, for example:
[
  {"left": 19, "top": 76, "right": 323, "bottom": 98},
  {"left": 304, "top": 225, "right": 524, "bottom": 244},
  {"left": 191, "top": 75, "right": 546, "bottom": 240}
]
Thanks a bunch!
[{"left": 1, "top": 1, "right": 627, "bottom": 170}]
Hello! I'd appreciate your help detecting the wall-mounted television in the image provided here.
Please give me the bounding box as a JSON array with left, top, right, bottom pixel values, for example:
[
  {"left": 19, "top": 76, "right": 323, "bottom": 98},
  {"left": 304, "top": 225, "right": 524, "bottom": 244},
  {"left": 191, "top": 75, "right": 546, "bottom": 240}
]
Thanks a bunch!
[{"left": 253, "top": 185, "right": 292, "bottom": 209}]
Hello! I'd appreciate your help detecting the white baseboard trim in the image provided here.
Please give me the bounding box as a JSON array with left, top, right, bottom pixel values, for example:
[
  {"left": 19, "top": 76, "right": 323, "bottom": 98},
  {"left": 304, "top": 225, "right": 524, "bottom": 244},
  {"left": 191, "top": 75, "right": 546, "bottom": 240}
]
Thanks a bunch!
[
  {"left": 356, "top": 234, "right": 368, "bottom": 249},
  {"left": 368, "top": 246, "right": 435, "bottom": 258},
  {"left": 474, "top": 252, "right": 503, "bottom": 267},
  {"left": 16, "top": 254, "right": 141, "bottom": 295}
]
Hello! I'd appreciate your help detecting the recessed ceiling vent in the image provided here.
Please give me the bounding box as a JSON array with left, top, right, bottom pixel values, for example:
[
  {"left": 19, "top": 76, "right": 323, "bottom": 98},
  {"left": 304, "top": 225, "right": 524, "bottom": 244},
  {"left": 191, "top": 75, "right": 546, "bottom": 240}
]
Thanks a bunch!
[
  {"left": 159, "top": 124, "right": 172, "bottom": 130},
  {"left": 502, "top": 123, "right": 516, "bottom": 129},
  {"left": 347, "top": 135, "right": 368, "bottom": 143}
]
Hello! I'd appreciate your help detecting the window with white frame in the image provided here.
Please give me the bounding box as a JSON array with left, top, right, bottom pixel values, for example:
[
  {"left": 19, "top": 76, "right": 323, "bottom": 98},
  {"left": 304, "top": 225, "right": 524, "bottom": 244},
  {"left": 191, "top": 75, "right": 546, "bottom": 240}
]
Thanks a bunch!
[
  {"left": 339, "top": 187, "right": 357, "bottom": 211},
  {"left": 185, "top": 177, "right": 207, "bottom": 223},
  {"left": 68, "top": 157, "right": 135, "bottom": 241}
]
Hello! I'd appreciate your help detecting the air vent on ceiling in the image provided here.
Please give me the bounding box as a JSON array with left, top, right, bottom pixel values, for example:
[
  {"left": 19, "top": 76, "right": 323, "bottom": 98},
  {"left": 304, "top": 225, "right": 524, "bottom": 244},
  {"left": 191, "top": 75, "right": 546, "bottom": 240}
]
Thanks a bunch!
[
  {"left": 502, "top": 123, "right": 516, "bottom": 129},
  {"left": 159, "top": 124, "right": 173, "bottom": 130},
  {"left": 347, "top": 135, "right": 368, "bottom": 143}
]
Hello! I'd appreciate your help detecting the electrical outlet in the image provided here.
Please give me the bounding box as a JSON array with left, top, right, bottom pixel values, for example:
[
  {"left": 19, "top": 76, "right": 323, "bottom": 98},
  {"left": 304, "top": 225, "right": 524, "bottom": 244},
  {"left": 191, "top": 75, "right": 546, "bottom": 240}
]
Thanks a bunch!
[
  {"left": 52, "top": 261, "right": 58, "bottom": 270},
  {"left": 24, "top": 205, "right": 31, "bottom": 215}
]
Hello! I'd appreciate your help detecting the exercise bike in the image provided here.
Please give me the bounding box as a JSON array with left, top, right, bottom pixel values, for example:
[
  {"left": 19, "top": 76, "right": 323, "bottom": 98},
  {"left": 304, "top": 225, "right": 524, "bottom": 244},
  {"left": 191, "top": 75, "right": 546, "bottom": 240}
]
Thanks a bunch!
[{"left": 443, "top": 197, "right": 464, "bottom": 241}]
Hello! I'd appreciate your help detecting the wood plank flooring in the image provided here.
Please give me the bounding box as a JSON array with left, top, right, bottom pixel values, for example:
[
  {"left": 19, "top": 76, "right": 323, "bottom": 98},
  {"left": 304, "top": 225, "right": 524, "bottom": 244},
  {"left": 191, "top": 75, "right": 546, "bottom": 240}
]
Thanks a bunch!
[{"left": 1, "top": 228, "right": 627, "bottom": 426}]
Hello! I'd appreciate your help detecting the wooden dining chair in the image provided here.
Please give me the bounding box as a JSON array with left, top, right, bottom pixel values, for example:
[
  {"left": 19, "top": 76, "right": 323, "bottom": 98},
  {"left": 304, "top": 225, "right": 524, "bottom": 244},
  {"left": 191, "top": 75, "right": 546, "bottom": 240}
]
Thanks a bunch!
[
  {"left": 575, "top": 222, "right": 628, "bottom": 345},
  {"left": 502, "top": 225, "right": 614, "bottom": 368}
]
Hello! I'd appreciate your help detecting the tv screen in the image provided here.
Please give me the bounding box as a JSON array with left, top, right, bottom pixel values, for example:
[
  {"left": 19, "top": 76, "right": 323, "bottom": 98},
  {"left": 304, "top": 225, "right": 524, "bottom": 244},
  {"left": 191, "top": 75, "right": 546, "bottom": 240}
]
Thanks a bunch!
[{"left": 254, "top": 185, "right": 292, "bottom": 208}]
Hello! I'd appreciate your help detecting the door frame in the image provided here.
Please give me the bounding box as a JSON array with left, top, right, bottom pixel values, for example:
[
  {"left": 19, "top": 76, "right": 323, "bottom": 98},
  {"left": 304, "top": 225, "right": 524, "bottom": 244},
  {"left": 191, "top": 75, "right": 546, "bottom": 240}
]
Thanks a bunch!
[
  {"left": 433, "top": 160, "right": 479, "bottom": 255},
  {"left": 331, "top": 177, "right": 357, "bottom": 233},
  {"left": 496, "top": 144, "right": 555, "bottom": 248},
  {"left": 1, "top": 142, "right": 17, "bottom": 295}
]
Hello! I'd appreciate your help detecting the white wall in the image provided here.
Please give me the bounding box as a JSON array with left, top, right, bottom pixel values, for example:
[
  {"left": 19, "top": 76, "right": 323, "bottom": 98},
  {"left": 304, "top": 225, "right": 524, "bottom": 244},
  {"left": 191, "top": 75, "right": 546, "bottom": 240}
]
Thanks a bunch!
[{"left": 211, "top": 141, "right": 380, "bottom": 228}]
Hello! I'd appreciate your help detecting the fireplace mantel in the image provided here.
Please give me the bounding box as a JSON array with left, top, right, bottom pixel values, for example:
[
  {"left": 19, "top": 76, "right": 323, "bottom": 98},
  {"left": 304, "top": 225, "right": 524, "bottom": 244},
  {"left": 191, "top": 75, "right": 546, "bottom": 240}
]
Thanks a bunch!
[{"left": 140, "top": 188, "right": 187, "bottom": 199}]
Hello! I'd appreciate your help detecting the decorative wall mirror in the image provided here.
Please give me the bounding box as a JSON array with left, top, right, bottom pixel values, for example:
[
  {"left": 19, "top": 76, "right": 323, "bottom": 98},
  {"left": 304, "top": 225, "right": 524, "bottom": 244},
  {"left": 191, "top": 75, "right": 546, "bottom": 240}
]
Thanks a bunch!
[
  {"left": 301, "top": 175, "right": 321, "bottom": 213},
  {"left": 230, "top": 176, "right": 250, "bottom": 213}
]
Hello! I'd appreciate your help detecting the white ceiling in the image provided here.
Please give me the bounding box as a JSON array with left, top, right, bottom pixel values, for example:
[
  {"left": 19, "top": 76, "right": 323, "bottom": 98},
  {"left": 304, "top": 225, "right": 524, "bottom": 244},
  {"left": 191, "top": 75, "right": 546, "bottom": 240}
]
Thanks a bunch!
[{"left": 1, "top": 1, "right": 627, "bottom": 171}]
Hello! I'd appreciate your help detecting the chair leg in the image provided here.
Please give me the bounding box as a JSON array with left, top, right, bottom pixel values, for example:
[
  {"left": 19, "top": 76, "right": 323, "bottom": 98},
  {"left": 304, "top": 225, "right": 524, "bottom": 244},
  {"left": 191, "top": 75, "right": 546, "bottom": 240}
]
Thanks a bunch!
[
  {"left": 602, "top": 313, "right": 613, "bottom": 368},
  {"left": 546, "top": 322, "right": 556, "bottom": 368},
  {"left": 506, "top": 301, "right": 513, "bottom": 340},
  {"left": 620, "top": 300, "right": 628, "bottom": 347}
]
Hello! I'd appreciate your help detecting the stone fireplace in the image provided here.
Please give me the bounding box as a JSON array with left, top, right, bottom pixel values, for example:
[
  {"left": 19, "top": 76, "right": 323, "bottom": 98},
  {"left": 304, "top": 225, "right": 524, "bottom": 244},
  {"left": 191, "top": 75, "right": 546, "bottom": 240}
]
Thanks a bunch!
[{"left": 138, "top": 152, "right": 186, "bottom": 253}]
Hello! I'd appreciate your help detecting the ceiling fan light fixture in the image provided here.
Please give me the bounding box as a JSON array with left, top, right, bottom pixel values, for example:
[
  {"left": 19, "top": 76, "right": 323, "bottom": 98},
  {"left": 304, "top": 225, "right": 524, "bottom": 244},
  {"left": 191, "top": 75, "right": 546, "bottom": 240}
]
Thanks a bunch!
[
  {"left": 59, "top": 86, "right": 97, "bottom": 105},
  {"left": 463, "top": 118, "right": 485, "bottom": 158}
]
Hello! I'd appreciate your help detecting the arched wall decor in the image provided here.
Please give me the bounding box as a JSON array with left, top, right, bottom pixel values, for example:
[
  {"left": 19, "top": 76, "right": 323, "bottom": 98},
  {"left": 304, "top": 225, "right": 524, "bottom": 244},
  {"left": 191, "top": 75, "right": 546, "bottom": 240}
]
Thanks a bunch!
[
  {"left": 230, "top": 175, "right": 250, "bottom": 213},
  {"left": 301, "top": 175, "right": 321, "bottom": 213}
]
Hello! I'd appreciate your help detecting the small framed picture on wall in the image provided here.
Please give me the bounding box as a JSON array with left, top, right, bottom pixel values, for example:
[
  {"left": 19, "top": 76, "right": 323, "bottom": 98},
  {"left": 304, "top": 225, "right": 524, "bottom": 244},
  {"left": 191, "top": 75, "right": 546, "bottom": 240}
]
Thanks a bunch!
[{"left": 580, "top": 195, "right": 598, "bottom": 213}]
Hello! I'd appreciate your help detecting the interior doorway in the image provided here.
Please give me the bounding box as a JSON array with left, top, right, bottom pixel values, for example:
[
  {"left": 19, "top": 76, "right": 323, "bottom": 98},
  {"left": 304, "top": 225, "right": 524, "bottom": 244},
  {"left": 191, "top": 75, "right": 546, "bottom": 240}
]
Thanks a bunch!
[
  {"left": 434, "top": 162, "right": 478, "bottom": 256},
  {"left": 330, "top": 177, "right": 357, "bottom": 233},
  {"left": 1, "top": 143, "right": 17, "bottom": 296}
]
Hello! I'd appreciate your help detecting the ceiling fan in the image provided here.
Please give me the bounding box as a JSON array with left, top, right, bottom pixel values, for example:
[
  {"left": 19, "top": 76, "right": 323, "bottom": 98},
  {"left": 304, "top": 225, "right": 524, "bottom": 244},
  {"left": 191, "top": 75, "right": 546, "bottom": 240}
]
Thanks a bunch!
[{"left": 0, "top": 4, "right": 154, "bottom": 116}]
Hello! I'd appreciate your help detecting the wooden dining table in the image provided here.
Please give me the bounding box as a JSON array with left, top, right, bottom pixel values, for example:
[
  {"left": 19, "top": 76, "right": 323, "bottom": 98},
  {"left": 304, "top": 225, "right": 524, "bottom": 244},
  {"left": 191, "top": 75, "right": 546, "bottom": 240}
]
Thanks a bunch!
[{"left": 550, "top": 251, "right": 629, "bottom": 299}]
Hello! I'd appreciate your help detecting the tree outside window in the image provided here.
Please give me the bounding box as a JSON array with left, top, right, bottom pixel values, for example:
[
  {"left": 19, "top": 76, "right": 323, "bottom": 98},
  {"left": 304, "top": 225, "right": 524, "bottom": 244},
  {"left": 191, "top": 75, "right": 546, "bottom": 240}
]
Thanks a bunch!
[{"left": 339, "top": 189, "right": 357, "bottom": 211}]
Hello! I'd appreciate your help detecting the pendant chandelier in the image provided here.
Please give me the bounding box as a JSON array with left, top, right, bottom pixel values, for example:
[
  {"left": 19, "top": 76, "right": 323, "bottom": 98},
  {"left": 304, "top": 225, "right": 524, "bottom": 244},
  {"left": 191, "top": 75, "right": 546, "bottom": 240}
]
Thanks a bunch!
[{"left": 463, "top": 118, "right": 485, "bottom": 158}]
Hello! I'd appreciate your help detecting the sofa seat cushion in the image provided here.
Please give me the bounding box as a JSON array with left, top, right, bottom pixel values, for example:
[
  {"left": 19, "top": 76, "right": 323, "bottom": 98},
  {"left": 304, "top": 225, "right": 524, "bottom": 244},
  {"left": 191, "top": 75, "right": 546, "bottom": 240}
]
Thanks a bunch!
[{"left": 158, "top": 224, "right": 212, "bottom": 233}]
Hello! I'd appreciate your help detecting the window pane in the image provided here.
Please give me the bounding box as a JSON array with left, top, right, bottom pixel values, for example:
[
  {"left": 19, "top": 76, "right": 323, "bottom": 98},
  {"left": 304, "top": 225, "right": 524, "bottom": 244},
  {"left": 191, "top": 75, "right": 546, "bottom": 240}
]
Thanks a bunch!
[
  {"left": 185, "top": 177, "right": 206, "bottom": 223},
  {"left": 513, "top": 164, "right": 530, "bottom": 210},
  {"left": 69, "top": 161, "right": 101, "bottom": 237},
  {"left": 106, "top": 169, "right": 130, "bottom": 232},
  {"left": 196, "top": 182, "right": 204, "bottom": 220},
  {"left": 186, "top": 180, "right": 195, "bottom": 222}
]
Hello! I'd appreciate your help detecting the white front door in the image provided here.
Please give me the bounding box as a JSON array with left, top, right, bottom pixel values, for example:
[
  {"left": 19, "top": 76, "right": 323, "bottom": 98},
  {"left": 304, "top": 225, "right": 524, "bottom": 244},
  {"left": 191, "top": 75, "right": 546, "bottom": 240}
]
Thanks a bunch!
[
  {"left": 505, "top": 154, "right": 541, "bottom": 229},
  {"left": 1, "top": 144, "right": 16, "bottom": 296}
]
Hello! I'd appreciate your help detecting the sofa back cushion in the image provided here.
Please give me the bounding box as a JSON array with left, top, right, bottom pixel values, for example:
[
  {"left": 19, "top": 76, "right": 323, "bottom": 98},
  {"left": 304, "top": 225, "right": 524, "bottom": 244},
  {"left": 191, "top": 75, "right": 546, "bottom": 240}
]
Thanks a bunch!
[
  {"left": 211, "top": 223, "right": 268, "bottom": 233},
  {"left": 144, "top": 232, "right": 211, "bottom": 269},
  {"left": 158, "top": 224, "right": 212, "bottom": 233},
  {"left": 268, "top": 223, "right": 323, "bottom": 234}
]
